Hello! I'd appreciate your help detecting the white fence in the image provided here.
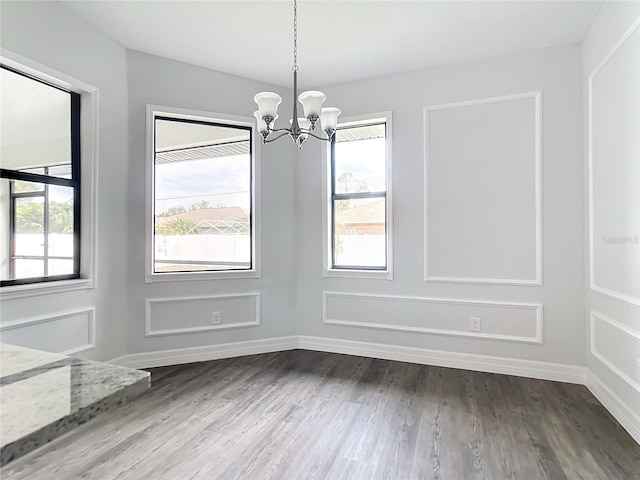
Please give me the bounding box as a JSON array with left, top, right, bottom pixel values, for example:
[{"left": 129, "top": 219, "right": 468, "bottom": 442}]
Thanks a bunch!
[
  {"left": 335, "top": 235, "right": 386, "bottom": 267},
  {"left": 155, "top": 234, "right": 250, "bottom": 269}
]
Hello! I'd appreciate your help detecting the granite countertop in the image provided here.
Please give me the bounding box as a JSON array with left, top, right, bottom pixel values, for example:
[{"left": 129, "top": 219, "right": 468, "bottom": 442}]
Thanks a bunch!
[{"left": 0, "top": 343, "right": 150, "bottom": 466}]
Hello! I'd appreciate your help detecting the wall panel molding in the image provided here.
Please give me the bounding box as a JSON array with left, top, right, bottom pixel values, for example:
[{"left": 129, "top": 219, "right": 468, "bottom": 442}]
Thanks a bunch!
[
  {"left": 590, "top": 310, "right": 640, "bottom": 392},
  {"left": 588, "top": 19, "right": 640, "bottom": 306},
  {"left": 145, "top": 292, "right": 261, "bottom": 337},
  {"left": 323, "top": 291, "right": 543, "bottom": 345},
  {"left": 423, "top": 90, "right": 543, "bottom": 286},
  {"left": 0, "top": 307, "right": 96, "bottom": 355}
]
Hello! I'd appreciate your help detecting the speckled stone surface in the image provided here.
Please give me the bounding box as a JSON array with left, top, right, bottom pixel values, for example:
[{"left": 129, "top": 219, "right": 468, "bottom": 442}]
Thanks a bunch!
[{"left": 0, "top": 344, "right": 150, "bottom": 466}]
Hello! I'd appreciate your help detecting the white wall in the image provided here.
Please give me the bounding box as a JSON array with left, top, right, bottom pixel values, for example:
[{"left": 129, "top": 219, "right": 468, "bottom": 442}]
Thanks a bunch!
[
  {"left": 582, "top": 1, "right": 640, "bottom": 440},
  {"left": 0, "top": 1, "right": 129, "bottom": 361},
  {"left": 297, "top": 43, "right": 584, "bottom": 366},
  {"left": 125, "top": 50, "right": 298, "bottom": 354}
]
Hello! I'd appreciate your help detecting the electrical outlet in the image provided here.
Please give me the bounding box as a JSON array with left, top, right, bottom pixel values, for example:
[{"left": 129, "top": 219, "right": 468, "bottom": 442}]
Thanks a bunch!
[
  {"left": 470, "top": 317, "right": 481, "bottom": 332},
  {"left": 211, "top": 311, "right": 221, "bottom": 325}
]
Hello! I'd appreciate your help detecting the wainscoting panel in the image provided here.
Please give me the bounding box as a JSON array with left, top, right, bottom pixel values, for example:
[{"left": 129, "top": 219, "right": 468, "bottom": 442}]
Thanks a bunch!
[
  {"left": 0, "top": 307, "right": 95, "bottom": 355},
  {"left": 323, "top": 292, "right": 543, "bottom": 344},
  {"left": 424, "top": 91, "right": 542, "bottom": 285},
  {"left": 590, "top": 310, "right": 640, "bottom": 392},
  {"left": 588, "top": 22, "right": 640, "bottom": 306},
  {"left": 145, "top": 292, "right": 261, "bottom": 336}
]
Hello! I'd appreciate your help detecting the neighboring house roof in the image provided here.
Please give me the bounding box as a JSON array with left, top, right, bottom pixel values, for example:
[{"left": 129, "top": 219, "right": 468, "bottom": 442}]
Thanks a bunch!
[
  {"left": 337, "top": 200, "right": 385, "bottom": 224},
  {"left": 156, "top": 207, "right": 247, "bottom": 227}
]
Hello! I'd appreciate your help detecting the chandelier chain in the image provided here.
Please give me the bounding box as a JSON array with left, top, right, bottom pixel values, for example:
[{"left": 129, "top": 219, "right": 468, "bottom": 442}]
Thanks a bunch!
[{"left": 292, "top": 0, "right": 298, "bottom": 72}]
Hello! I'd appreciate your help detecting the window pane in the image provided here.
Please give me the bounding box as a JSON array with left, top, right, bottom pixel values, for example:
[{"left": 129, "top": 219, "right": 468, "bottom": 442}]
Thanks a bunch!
[
  {"left": 334, "top": 198, "right": 386, "bottom": 268},
  {"left": 15, "top": 197, "right": 45, "bottom": 256},
  {"left": 14, "top": 259, "right": 44, "bottom": 280},
  {"left": 48, "top": 259, "right": 73, "bottom": 276},
  {"left": 47, "top": 164, "right": 72, "bottom": 179},
  {"left": 48, "top": 185, "right": 75, "bottom": 256},
  {"left": 334, "top": 124, "right": 386, "bottom": 194},
  {"left": 12, "top": 180, "right": 45, "bottom": 194},
  {"left": 0, "top": 67, "right": 72, "bottom": 172},
  {"left": 154, "top": 118, "right": 252, "bottom": 273}
]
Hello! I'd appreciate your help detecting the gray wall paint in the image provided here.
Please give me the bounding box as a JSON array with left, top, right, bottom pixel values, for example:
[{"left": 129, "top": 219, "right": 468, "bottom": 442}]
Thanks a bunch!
[
  {"left": 0, "top": 1, "right": 129, "bottom": 361},
  {"left": 297, "top": 43, "right": 585, "bottom": 366},
  {"left": 125, "top": 50, "right": 298, "bottom": 353},
  {"left": 582, "top": 1, "right": 640, "bottom": 419}
]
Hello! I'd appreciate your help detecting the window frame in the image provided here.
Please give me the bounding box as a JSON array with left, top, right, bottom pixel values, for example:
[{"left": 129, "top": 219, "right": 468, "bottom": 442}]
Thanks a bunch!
[
  {"left": 8, "top": 165, "right": 80, "bottom": 283},
  {"left": 0, "top": 52, "right": 97, "bottom": 299},
  {"left": 145, "top": 105, "right": 260, "bottom": 283},
  {"left": 323, "top": 112, "right": 393, "bottom": 280}
]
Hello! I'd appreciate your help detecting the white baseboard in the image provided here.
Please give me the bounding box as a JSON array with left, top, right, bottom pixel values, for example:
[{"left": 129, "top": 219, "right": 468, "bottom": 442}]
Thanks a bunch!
[
  {"left": 111, "top": 334, "right": 586, "bottom": 382},
  {"left": 586, "top": 370, "right": 640, "bottom": 444},
  {"left": 298, "top": 336, "right": 586, "bottom": 384},
  {"left": 109, "top": 336, "right": 298, "bottom": 369}
]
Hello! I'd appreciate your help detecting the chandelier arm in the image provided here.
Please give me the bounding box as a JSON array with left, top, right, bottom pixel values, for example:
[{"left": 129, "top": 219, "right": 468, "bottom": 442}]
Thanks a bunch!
[
  {"left": 302, "top": 130, "right": 332, "bottom": 141},
  {"left": 263, "top": 131, "right": 291, "bottom": 143},
  {"left": 269, "top": 127, "right": 293, "bottom": 133}
]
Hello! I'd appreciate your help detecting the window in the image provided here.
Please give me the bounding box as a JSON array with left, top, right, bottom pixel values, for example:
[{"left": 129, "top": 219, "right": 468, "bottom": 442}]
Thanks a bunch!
[
  {"left": 327, "top": 114, "right": 392, "bottom": 277},
  {"left": 1, "top": 65, "right": 81, "bottom": 286},
  {"left": 148, "top": 107, "right": 257, "bottom": 280}
]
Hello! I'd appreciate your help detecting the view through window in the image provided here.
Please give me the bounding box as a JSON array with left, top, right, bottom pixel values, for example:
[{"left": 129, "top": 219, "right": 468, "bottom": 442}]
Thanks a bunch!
[
  {"left": 0, "top": 65, "right": 81, "bottom": 286},
  {"left": 153, "top": 116, "right": 253, "bottom": 273},
  {"left": 331, "top": 121, "right": 388, "bottom": 270}
]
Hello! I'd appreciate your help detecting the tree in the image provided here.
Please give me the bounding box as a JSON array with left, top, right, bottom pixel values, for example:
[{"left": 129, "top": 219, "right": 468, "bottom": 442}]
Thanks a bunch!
[
  {"left": 158, "top": 205, "right": 187, "bottom": 217},
  {"left": 163, "top": 218, "right": 197, "bottom": 235},
  {"left": 15, "top": 200, "right": 74, "bottom": 234},
  {"left": 189, "top": 200, "right": 211, "bottom": 211}
]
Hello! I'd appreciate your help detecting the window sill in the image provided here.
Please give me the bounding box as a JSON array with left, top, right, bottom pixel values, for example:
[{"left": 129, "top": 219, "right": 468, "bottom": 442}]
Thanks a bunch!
[
  {"left": 0, "top": 278, "right": 94, "bottom": 301},
  {"left": 145, "top": 269, "right": 260, "bottom": 283},
  {"left": 324, "top": 268, "right": 393, "bottom": 280}
]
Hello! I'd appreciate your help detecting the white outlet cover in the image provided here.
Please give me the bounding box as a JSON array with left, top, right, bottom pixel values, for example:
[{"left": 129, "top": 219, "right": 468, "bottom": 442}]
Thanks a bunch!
[{"left": 470, "top": 317, "right": 481, "bottom": 332}]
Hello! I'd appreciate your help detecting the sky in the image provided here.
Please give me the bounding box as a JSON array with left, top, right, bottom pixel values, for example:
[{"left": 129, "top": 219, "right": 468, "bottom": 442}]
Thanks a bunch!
[
  {"left": 153, "top": 137, "right": 386, "bottom": 215},
  {"left": 155, "top": 153, "right": 250, "bottom": 214}
]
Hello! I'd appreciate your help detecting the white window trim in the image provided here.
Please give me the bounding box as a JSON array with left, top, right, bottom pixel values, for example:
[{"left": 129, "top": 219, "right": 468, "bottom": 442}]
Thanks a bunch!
[
  {"left": 322, "top": 111, "right": 393, "bottom": 280},
  {"left": 0, "top": 48, "right": 98, "bottom": 301},
  {"left": 145, "top": 104, "right": 260, "bottom": 283}
]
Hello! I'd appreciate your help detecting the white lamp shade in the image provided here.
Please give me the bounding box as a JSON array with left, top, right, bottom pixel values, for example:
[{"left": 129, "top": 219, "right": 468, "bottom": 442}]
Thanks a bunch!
[
  {"left": 298, "top": 90, "right": 326, "bottom": 118},
  {"left": 254, "top": 110, "right": 276, "bottom": 133},
  {"left": 320, "top": 107, "right": 341, "bottom": 132},
  {"left": 254, "top": 92, "right": 282, "bottom": 119}
]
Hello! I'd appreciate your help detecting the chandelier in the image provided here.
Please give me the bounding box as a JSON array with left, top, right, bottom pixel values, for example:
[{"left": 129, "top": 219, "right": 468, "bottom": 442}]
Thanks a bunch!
[{"left": 253, "top": 0, "right": 341, "bottom": 149}]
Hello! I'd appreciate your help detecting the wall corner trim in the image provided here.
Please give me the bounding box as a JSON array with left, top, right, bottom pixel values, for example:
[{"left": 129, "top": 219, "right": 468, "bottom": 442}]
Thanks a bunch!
[{"left": 586, "top": 370, "right": 640, "bottom": 445}]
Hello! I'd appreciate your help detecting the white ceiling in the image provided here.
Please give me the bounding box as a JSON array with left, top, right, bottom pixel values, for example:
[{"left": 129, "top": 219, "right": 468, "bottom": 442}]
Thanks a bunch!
[{"left": 61, "top": 0, "right": 603, "bottom": 89}]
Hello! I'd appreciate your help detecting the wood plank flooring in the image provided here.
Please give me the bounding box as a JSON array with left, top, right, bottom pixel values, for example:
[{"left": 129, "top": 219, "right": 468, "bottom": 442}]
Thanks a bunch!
[{"left": 2, "top": 350, "right": 639, "bottom": 479}]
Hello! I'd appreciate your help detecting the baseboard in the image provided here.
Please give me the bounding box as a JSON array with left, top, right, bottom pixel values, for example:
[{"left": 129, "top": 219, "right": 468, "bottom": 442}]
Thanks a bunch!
[
  {"left": 111, "top": 334, "right": 585, "bottom": 382},
  {"left": 298, "top": 335, "right": 586, "bottom": 384},
  {"left": 586, "top": 370, "right": 640, "bottom": 444},
  {"left": 109, "top": 336, "right": 298, "bottom": 369}
]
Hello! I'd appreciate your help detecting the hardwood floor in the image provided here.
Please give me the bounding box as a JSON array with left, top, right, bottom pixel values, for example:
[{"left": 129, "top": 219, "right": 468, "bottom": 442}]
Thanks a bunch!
[{"left": 3, "top": 350, "right": 639, "bottom": 479}]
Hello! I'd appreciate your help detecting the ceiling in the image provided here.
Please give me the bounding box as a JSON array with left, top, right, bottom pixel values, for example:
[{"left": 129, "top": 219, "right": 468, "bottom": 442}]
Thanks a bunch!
[{"left": 61, "top": 0, "right": 603, "bottom": 88}]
